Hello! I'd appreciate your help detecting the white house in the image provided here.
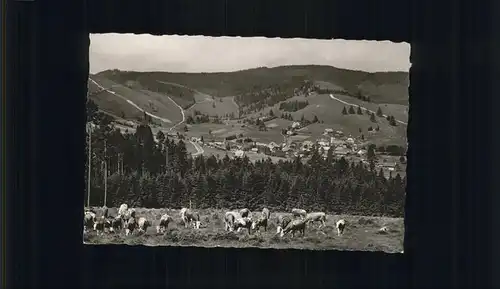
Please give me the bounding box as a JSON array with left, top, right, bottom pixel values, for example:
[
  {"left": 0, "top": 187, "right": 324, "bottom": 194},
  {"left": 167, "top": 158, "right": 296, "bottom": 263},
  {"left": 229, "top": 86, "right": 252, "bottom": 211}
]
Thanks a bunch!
[{"left": 291, "top": 122, "right": 301, "bottom": 129}]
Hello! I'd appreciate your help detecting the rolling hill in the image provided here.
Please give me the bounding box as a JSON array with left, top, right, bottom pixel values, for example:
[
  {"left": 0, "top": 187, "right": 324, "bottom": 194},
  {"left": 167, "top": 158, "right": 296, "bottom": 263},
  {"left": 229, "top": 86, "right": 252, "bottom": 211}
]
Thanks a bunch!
[{"left": 88, "top": 65, "right": 408, "bottom": 146}]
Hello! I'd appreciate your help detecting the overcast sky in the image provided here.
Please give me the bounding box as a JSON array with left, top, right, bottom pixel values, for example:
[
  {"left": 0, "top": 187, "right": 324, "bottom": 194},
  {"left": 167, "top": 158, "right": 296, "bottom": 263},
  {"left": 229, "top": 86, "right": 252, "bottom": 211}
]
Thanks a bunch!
[{"left": 89, "top": 33, "right": 411, "bottom": 74}]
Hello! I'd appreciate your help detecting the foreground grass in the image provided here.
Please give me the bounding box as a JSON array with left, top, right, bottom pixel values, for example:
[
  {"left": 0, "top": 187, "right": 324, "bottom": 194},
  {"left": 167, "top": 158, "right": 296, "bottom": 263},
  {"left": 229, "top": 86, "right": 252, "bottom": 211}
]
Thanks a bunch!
[{"left": 84, "top": 208, "right": 404, "bottom": 252}]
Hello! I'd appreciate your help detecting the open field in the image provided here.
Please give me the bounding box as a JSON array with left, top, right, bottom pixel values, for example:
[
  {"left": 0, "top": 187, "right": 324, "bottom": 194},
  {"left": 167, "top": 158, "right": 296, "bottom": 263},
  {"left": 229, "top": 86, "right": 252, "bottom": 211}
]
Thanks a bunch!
[
  {"left": 84, "top": 208, "right": 404, "bottom": 252},
  {"left": 187, "top": 96, "right": 239, "bottom": 118}
]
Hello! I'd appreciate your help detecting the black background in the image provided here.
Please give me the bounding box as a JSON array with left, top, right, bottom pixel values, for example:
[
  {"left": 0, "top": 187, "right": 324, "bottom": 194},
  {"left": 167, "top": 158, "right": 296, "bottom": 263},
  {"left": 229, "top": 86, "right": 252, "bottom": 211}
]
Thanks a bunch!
[{"left": 5, "top": 0, "right": 497, "bottom": 288}]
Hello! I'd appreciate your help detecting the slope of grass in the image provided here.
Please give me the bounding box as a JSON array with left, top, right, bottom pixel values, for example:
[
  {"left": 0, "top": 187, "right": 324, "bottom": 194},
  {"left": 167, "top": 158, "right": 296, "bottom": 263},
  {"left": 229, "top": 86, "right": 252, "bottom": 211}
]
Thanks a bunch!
[
  {"left": 89, "top": 74, "right": 184, "bottom": 126},
  {"left": 245, "top": 93, "right": 407, "bottom": 146},
  {"left": 96, "top": 65, "right": 409, "bottom": 106},
  {"left": 83, "top": 207, "right": 404, "bottom": 252},
  {"left": 186, "top": 96, "right": 239, "bottom": 118}
]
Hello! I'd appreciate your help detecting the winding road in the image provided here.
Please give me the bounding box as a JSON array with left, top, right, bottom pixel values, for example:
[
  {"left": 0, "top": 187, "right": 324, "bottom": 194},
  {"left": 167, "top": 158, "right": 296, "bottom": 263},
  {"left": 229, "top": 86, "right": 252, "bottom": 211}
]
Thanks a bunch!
[
  {"left": 89, "top": 77, "right": 204, "bottom": 157},
  {"left": 329, "top": 94, "right": 408, "bottom": 125}
]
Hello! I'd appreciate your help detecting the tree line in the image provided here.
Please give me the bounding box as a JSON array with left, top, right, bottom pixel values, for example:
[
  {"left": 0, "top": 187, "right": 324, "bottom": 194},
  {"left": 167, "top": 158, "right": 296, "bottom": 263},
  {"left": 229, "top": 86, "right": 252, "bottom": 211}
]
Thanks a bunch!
[
  {"left": 85, "top": 100, "right": 405, "bottom": 217},
  {"left": 279, "top": 100, "right": 309, "bottom": 112}
]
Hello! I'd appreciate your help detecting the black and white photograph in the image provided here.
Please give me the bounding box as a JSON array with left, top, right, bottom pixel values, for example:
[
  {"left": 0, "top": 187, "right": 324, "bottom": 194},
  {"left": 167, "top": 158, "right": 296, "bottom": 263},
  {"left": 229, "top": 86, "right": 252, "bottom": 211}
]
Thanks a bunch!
[{"left": 83, "top": 33, "right": 409, "bottom": 252}]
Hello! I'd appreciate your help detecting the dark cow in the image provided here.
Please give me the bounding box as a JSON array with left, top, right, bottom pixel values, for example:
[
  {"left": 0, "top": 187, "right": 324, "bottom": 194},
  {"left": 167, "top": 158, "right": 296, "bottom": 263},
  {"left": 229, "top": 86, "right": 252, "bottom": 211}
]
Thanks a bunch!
[
  {"left": 181, "top": 208, "right": 201, "bottom": 229},
  {"left": 125, "top": 217, "right": 137, "bottom": 236},
  {"left": 336, "top": 219, "right": 346, "bottom": 236}
]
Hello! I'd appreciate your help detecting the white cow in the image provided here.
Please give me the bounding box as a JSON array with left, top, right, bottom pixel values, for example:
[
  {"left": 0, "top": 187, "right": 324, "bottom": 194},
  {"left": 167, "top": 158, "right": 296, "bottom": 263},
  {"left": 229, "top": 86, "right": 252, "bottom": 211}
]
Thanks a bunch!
[
  {"left": 336, "top": 219, "right": 346, "bottom": 236},
  {"left": 224, "top": 211, "right": 241, "bottom": 232},
  {"left": 233, "top": 217, "right": 253, "bottom": 234},
  {"left": 180, "top": 208, "right": 201, "bottom": 229},
  {"left": 305, "top": 212, "right": 327, "bottom": 229},
  {"left": 276, "top": 214, "right": 293, "bottom": 235},
  {"left": 239, "top": 208, "right": 251, "bottom": 218},
  {"left": 83, "top": 211, "right": 96, "bottom": 233},
  {"left": 156, "top": 214, "right": 173, "bottom": 234},
  {"left": 262, "top": 208, "right": 270, "bottom": 220},
  {"left": 291, "top": 208, "right": 307, "bottom": 219},
  {"left": 118, "top": 203, "right": 129, "bottom": 216},
  {"left": 281, "top": 218, "right": 307, "bottom": 238},
  {"left": 137, "top": 217, "right": 151, "bottom": 233}
]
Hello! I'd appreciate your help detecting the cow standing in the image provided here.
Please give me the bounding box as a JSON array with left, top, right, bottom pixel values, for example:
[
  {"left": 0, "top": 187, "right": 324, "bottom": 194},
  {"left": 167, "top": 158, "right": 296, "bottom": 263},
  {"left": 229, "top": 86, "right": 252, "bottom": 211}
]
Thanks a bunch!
[
  {"left": 125, "top": 217, "right": 137, "bottom": 236},
  {"left": 336, "top": 219, "right": 346, "bottom": 236},
  {"left": 291, "top": 208, "right": 307, "bottom": 219},
  {"left": 83, "top": 211, "right": 96, "bottom": 233},
  {"left": 180, "top": 208, "right": 201, "bottom": 229},
  {"left": 233, "top": 217, "right": 252, "bottom": 234},
  {"left": 93, "top": 216, "right": 111, "bottom": 236},
  {"left": 305, "top": 212, "right": 327, "bottom": 229},
  {"left": 239, "top": 208, "right": 251, "bottom": 218},
  {"left": 224, "top": 211, "right": 241, "bottom": 232},
  {"left": 137, "top": 217, "right": 151, "bottom": 234},
  {"left": 109, "top": 215, "right": 124, "bottom": 233},
  {"left": 156, "top": 214, "right": 173, "bottom": 234}
]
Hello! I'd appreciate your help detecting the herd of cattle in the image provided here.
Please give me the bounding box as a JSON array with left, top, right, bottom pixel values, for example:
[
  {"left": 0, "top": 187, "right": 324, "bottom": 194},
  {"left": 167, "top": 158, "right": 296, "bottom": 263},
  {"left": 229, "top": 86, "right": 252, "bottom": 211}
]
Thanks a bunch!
[{"left": 83, "top": 204, "right": 347, "bottom": 238}]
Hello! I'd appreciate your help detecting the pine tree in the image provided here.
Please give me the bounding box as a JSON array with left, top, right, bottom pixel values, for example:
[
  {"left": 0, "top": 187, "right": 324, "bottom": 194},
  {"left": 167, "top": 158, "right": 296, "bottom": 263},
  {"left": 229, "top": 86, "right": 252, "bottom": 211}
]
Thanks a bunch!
[
  {"left": 312, "top": 115, "right": 319, "bottom": 123},
  {"left": 342, "top": 107, "right": 348, "bottom": 115},
  {"left": 370, "top": 112, "right": 377, "bottom": 123},
  {"left": 376, "top": 107, "right": 383, "bottom": 117},
  {"left": 348, "top": 106, "right": 356, "bottom": 114},
  {"left": 357, "top": 106, "right": 363, "bottom": 115}
]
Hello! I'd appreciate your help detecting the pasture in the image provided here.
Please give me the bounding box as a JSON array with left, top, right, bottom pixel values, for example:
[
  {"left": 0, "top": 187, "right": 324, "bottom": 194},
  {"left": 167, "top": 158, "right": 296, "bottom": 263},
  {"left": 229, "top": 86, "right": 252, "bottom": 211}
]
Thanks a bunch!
[
  {"left": 89, "top": 74, "right": 184, "bottom": 125},
  {"left": 187, "top": 96, "right": 239, "bottom": 118},
  {"left": 83, "top": 208, "right": 404, "bottom": 252}
]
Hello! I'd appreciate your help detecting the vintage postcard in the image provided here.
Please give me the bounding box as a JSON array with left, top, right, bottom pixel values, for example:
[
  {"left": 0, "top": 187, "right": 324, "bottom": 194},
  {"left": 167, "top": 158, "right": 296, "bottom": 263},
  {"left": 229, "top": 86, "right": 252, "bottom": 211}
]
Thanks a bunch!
[{"left": 84, "top": 34, "right": 409, "bottom": 252}]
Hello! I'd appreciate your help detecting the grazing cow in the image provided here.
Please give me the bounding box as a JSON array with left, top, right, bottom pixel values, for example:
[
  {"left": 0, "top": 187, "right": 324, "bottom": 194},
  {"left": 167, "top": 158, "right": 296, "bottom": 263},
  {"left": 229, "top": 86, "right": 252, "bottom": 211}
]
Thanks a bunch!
[
  {"left": 118, "top": 204, "right": 128, "bottom": 216},
  {"left": 224, "top": 211, "right": 240, "bottom": 232},
  {"left": 83, "top": 211, "right": 96, "bottom": 233},
  {"left": 251, "top": 208, "right": 270, "bottom": 231},
  {"left": 109, "top": 215, "right": 124, "bottom": 233},
  {"left": 233, "top": 217, "right": 252, "bottom": 234},
  {"left": 125, "top": 217, "right": 137, "bottom": 236},
  {"left": 137, "top": 217, "right": 151, "bottom": 233},
  {"left": 291, "top": 208, "right": 307, "bottom": 219},
  {"left": 156, "top": 214, "right": 173, "bottom": 234},
  {"left": 239, "top": 208, "right": 251, "bottom": 218},
  {"left": 281, "top": 218, "right": 307, "bottom": 238},
  {"left": 305, "top": 212, "right": 327, "bottom": 229},
  {"left": 181, "top": 208, "right": 201, "bottom": 229},
  {"left": 93, "top": 217, "right": 111, "bottom": 235},
  {"left": 262, "top": 208, "right": 270, "bottom": 220},
  {"left": 336, "top": 219, "right": 346, "bottom": 236},
  {"left": 276, "top": 215, "right": 292, "bottom": 235}
]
